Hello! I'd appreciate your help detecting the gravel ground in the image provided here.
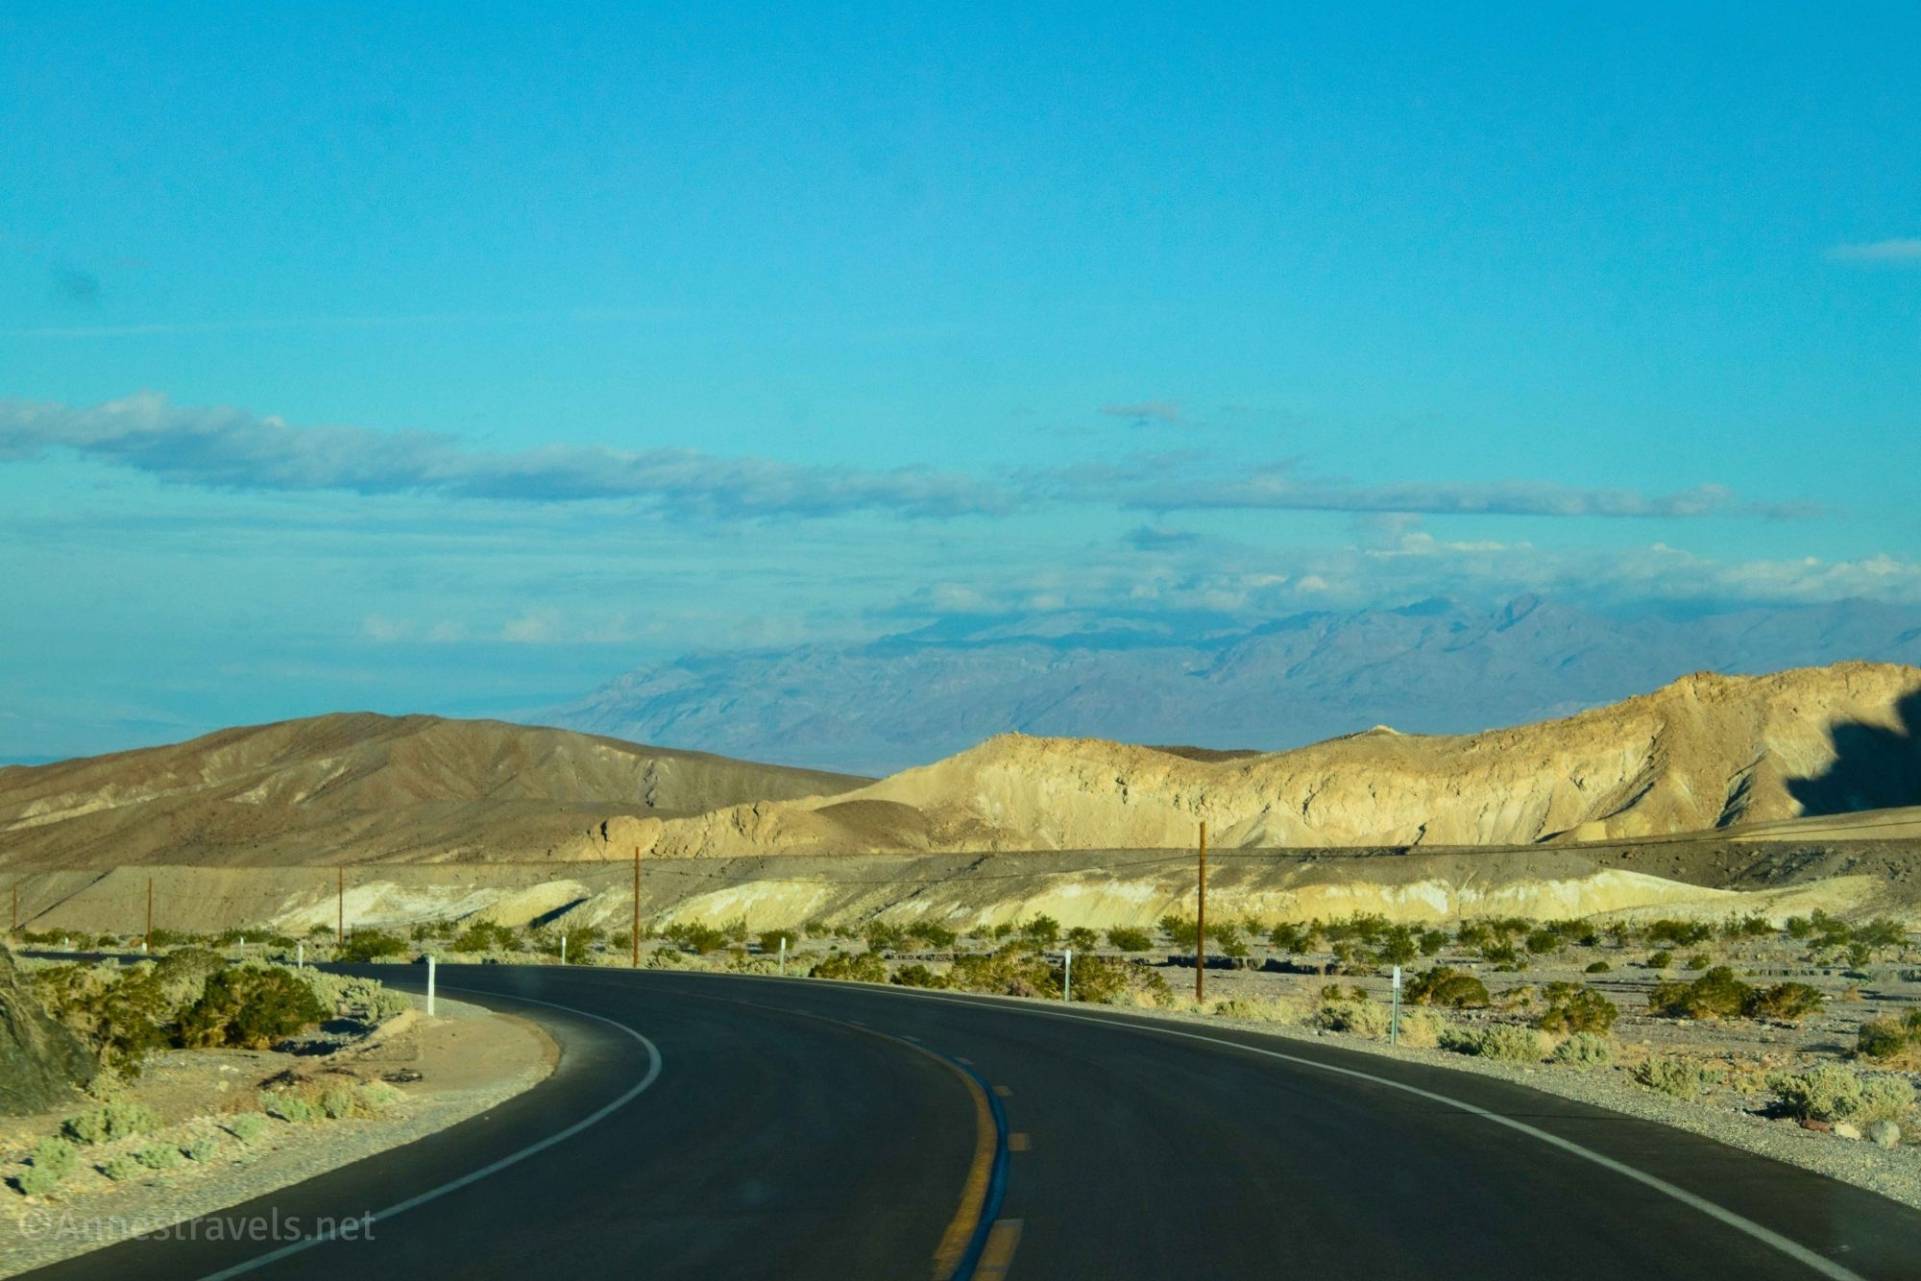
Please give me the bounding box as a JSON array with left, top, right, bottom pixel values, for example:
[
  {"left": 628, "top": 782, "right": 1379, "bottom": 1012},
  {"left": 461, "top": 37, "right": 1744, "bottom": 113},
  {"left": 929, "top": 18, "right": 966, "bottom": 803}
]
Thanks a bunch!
[{"left": 0, "top": 996, "right": 554, "bottom": 1278}]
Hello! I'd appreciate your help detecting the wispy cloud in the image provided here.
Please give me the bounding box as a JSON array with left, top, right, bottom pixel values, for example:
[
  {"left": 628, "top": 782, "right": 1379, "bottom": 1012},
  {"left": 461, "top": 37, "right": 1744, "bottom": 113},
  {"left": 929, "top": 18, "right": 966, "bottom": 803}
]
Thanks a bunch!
[
  {"left": 1099, "top": 400, "right": 1183, "bottom": 426},
  {"left": 1050, "top": 458, "right": 1812, "bottom": 520},
  {"left": 1825, "top": 238, "right": 1921, "bottom": 264},
  {"left": 0, "top": 392, "right": 1009, "bottom": 519},
  {"left": 1124, "top": 524, "right": 1201, "bottom": 550}
]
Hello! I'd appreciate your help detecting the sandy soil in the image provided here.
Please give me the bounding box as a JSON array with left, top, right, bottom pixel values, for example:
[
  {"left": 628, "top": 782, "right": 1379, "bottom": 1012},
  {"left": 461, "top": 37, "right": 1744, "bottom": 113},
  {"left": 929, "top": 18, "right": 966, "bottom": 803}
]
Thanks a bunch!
[{"left": 0, "top": 995, "right": 555, "bottom": 1277}]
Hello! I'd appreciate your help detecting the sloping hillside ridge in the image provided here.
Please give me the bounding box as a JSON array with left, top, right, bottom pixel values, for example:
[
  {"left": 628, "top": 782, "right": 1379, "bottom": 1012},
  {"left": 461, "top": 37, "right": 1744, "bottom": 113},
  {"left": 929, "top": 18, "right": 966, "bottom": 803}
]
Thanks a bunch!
[
  {"left": 0, "top": 713, "right": 867, "bottom": 869},
  {"left": 603, "top": 662, "right": 1921, "bottom": 857}
]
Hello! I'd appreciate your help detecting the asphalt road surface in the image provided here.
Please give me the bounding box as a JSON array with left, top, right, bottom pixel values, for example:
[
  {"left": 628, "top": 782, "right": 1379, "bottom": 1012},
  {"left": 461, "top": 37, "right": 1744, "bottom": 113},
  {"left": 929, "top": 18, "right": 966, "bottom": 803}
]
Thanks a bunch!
[{"left": 21, "top": 965, "right": 1921, "bottom": 1281}]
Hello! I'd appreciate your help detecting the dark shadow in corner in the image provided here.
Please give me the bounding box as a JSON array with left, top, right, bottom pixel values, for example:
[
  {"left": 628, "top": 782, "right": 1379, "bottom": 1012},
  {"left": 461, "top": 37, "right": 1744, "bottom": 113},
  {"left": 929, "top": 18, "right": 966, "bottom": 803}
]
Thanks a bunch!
[{"left": 1785, "top": 688, "right": 1921, "bottom": 816}]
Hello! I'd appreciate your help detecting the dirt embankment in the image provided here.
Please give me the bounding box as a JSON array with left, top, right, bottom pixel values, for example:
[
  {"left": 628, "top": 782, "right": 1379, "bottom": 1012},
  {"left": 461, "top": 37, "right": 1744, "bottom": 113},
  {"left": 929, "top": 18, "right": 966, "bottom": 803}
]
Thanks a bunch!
[{"left": 8, "top": 832, "right": 1920, "bottom": 941}]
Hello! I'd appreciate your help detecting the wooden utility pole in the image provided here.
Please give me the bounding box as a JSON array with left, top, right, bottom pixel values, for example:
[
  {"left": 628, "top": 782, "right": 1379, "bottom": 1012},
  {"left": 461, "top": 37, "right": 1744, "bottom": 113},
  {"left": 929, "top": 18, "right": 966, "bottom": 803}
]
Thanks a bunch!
[
  {"left": 631, "top": 847, "right": 641, "bottom": 969},
  {"left": 145, "top": 877, "right": 154, "bottom": 952},
  {"left": 1195, "top": 821, "right": 1208, "bottom": 1002},
  {"left": 337, "top": 867, "right": 345, "bottom": 940}
]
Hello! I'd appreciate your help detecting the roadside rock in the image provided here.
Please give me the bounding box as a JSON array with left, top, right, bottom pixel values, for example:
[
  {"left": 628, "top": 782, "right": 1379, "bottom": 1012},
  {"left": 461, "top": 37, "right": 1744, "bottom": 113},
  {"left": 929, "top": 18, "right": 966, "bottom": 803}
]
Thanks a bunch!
[
  {"left": 0, "top": 945, "right": 96, "bottom": 1114},
  {"left": 1834, "top": 1121, "right": 1862, "bottom": 1141},
  {"left": 1868, "top": 1120, "right": 1901, "bottom": 1150}
]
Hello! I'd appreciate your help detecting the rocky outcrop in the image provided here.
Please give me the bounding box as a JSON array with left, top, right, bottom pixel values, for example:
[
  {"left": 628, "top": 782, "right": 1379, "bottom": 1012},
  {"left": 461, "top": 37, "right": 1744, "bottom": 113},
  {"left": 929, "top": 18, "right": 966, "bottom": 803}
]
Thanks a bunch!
[
  {"left": 0, "top": 946, "right": 95, "bottom": 1115},
  {"left": 618, "top": 663, "right": 1921, "bottom": 856}
]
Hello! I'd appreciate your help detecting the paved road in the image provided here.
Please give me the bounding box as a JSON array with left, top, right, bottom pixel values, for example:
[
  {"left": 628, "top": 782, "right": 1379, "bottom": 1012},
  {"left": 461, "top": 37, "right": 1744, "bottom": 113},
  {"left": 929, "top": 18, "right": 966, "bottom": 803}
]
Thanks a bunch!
[{"left": 22, "top": 965, "right": 1921, "bottom": 1280}]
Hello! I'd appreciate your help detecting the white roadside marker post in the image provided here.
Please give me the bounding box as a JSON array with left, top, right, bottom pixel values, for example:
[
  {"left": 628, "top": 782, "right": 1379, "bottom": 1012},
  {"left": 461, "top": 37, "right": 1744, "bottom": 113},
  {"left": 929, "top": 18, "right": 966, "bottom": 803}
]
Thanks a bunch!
[
  {"left": 560, "top": 934, "right": 567, "bottom": 967},
  {"left": 1063, "top": 947, "right": 1073, "bottom": 1003},
  {"left": 1390, "top": 964, "right": 1402, "bottom": 1045},
  {"left": 778, "top": 936, "right": 787, "bottom": 976},
  {"left": 427, "top": 955, "right": 437, "bottom": 1017}
]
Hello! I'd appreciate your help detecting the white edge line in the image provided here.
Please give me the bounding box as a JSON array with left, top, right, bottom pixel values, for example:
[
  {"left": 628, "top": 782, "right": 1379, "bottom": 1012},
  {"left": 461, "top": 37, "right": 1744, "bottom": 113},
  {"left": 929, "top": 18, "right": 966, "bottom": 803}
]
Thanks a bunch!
[
  {"left": 770, "top": 978, "right": 1872, "bottom": 1281},
  {"left": 195, "top": 984, "right": 664, "bottom": 1281}
]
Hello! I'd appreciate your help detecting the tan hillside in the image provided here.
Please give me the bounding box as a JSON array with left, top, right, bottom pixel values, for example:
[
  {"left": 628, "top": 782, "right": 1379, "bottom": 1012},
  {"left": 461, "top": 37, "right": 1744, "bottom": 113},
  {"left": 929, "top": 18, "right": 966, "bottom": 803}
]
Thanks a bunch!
[
  {"left": 0, "top": 713, "right": 867, "bottom": 869},
  {"left": 611, "top": 662, "right": 1921, "bottom": 857}
]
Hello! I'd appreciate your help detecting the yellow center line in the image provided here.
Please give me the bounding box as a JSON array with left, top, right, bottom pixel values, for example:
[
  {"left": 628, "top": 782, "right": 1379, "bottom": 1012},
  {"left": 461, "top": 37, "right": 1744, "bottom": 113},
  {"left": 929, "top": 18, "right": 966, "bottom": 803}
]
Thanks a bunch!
[
  {"left": 930, "top": 1062, "right": 999, "bottom": 1281},
  {"left": 974, "top": 1219, "right": 1024, "bottom": 1280}
]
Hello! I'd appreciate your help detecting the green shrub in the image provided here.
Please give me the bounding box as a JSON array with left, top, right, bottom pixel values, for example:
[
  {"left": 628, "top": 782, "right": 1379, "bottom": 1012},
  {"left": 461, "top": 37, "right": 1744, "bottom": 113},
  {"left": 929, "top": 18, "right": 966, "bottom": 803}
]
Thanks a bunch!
[
  {"left": 891, "top": 963, "right": 946, "bottom": 989},
  {"left": 1524, "top": 928, "right": 1564, "bottom": 955},
  {"left": 946, "top": 948, "right": 1059, "bottom": 999},
  {"left": 1550, "top": 1032, "right": 1614, "bottom": 1069},
  {"left": 1397, "top": 1009, "right": 1447, "bottom": 1048},
  {"left": 1745, "top": 983, "right": 1823, "bottom": 1024},
  {"left": 1633, "top": 1056, "right": 1724, "bottom": 1100},
  {"left": 1417, "top": 929, "right": 1448, "bottom": 956},
  {"left": 1721, "top": 914, "right": 1775, "bottom": 940},
  {"left": 1106, "top": 927, "right": 1152, "bottom": 952},
  {"left": 1647, "top": 919, "right": 1713, "bottom": 946},
  {"left": 357, "top": 1081, "right": 402, "bottom": 1114},
  {"left": 1441, "top": 1023, "right": 1549, "bottom": 1062},
  {"left": 1161, "top": 915, "right": 1199, "bottom": 948},
  {"left": 665, "top": 923, "right": 730, "bottom": 955},
  {"left": 318, "top": 1085, "right": 357, "bottom": 1120},
  {"left": 134, "top": 1144, "right": 181, "bottom": 1171},
  {"left": 100, "top": 1154, "right": 143, "bottom": 1181},
  {"left": 32, "top": 963, "right": 175, "bottom": 1072},
  {"left": 1648, "top": 966, "right": 1752, "bottom": 1020},
  {"left": 1376, "top": 926, "right": 1418, "bottom": 965},
  {"left": 1856, "top": 1009, "right": 1921, "bottom": 1065},
  {"left": 15, "top": 1137, "right": 79, "bottom": 1195},
  {"left": 1684, "top": 952, "right": 1711, "bottom": 971},
  {"left": 1480, "top": 942, "right": 1521, "bottom": 969},
  {"left": 1315, "top": 998, "right": 1389, "bottom": 1038},
  {"left": 1021, "top": 916, "right": 1062, "bottom": 948},
  {"left": 1405, "top": 966, "right": 1491, "bottom": 1009},
  {"left": 1646, "top": 950, "right": 1673, "bottom": 969},
  {"left": 1065, "top": 955, "right": 1167, "bottom": 1005},
  {"left": 808, "top": 951, "right": 887, "bottom": 983},
  {"left": 1768, "top": 1065, "right": 1914, "bottom": 1124},
  {"left": 179, "top": 967, "right": 327, "bottom": 1049},
  {"left": 1211, "top": 996, "right": 1311, "bottom": 1025},
  {"left": 227, "top": 1113, "right": 268, "bottom": 1143},
  {"left": 63, "top": 1098, "right": 160, "bottom": 1145},
  {"left": 335, "top": 930, "right": 409, "bottom": 963},
  {"left": 1536, "top": 984, "right": 1619, "bottom": 1035},
  {"left": 1064, "top": 926, "right": 1100, "bottom": 953},
  {"left": 756, "top": 929, "right": 801, "bottom": 954},
  {"left": 451, "top": 921, "right": 518, "bottom": 954},
  {"left": 540, "top": 924, "right": 603, "bottom": 964},
  {"left": 1268, "top": 922, "right": 1314, "bottom": 953},
  {"left": 1584, "top": 960, "right": 1611, "bottom": 973},
  {"left": 185, "top": 1134, "right": 222, "bottom": 1162},
  {"left": 908, "top": 922, "right": 960, "bottom": 949},
  {"left": 260, "top": 1090, "right": 315, "bottom": 1123}
]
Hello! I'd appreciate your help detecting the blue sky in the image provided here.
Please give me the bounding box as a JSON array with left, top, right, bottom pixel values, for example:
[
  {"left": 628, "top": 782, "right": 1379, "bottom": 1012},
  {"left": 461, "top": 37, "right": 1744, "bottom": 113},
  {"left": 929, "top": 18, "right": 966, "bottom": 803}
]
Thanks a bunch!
[{"left": 2, "top": 2, "right": 1918, "bottom": 758}]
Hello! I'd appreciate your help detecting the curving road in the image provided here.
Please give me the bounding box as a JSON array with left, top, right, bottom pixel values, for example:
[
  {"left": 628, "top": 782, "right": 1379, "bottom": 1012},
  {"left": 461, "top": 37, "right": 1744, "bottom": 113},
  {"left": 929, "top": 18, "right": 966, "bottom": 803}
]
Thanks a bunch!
[{"left": 21, "top": 965, "right": 1921, "bottom": 1281}]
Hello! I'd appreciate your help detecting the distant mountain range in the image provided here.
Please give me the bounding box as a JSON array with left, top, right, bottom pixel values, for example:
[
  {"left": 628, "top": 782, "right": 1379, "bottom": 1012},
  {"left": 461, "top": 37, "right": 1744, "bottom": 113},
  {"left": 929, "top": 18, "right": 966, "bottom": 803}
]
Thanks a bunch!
[{"left": 553, "top": 596, "right": 1921, "bottom": 774}]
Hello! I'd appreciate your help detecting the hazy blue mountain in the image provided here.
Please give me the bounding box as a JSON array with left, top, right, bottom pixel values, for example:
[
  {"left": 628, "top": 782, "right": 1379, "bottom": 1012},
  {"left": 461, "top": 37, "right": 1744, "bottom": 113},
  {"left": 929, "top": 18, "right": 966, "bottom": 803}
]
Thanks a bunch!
[{"left": 551, "top": 597, "right": 1921, "bottom": 775}]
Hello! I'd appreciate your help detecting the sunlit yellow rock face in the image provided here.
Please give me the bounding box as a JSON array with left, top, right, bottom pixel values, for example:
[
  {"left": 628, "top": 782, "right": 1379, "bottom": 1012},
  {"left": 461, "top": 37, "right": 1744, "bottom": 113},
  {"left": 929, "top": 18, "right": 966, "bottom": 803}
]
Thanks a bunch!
[{"left": 613, "top": 662, "right": 1921, "bottom": 858}]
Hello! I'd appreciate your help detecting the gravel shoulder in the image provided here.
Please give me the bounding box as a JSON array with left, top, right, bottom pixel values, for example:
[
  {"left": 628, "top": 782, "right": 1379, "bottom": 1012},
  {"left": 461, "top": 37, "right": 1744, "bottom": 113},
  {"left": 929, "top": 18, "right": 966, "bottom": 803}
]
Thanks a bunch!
[{"left": 0, "top": 995, "right": 555, "bottom": 1277}]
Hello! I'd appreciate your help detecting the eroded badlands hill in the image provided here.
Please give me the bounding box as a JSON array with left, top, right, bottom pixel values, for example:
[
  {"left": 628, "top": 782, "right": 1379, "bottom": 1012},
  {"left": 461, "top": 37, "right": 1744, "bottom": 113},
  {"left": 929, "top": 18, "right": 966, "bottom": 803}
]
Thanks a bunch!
[
  {"left": 604, "top": 663, "right": 1921, "bottom": 857},
  {"left": 0, "top": 713, "right": 866, "bottom": 869}
]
